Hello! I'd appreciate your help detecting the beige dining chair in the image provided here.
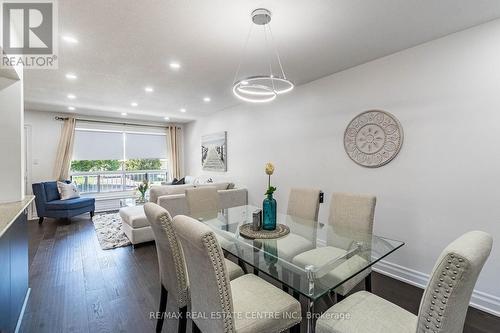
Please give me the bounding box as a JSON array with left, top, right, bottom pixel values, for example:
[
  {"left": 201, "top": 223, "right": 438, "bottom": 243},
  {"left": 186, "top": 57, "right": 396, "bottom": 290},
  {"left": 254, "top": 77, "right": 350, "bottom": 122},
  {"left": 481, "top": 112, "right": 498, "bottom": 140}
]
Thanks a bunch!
[
  {"left": 172, "top": 214, "right": 302, "bottom": 333},
  {"left": 277, "top": 188, "right": 322, "bottom": 261},
  {"left": 292, "top": 192, "right": 376, "bottom": 300},
  {"left": 144, "top": 203, "right": 244, "bottom": 333},
  {"left": 185, "top": 186, "right": 219, "bottom": 220},
  {"left": 316, "top": 230, "right": 493, "bottom": 333},
  {"left": 287, "top": 187, "right": 322, "bottom": 221}
]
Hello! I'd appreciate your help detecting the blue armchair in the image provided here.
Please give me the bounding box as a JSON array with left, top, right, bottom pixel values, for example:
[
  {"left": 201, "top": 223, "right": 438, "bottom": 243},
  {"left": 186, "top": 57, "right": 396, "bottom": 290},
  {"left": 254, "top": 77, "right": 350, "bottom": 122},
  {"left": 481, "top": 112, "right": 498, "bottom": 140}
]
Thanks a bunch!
[{"left": 32, "top": 181, "right": 95, "bottom": 223}]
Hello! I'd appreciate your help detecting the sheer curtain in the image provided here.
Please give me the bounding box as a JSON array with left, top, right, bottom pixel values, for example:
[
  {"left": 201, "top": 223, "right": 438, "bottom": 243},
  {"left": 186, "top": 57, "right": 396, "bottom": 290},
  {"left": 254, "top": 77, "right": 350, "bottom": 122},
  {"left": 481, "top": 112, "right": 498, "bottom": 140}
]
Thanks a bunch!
[
  {"left": 53, "top": 117, "right": 76, "bottom": 180},
  {"left": 166, "top": 125, "right": 183, "bottom": 180}
]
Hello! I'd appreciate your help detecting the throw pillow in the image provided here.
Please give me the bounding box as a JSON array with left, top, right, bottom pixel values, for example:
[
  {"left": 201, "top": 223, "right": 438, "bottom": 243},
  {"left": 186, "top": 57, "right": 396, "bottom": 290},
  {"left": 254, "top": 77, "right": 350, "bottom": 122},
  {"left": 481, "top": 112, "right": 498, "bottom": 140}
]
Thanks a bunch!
[
  {"left": 57, "top": 181, "right": 80, "bottom": 200},
  {"left": 172, "top": 177, "right": 185, "bottom": 185}
]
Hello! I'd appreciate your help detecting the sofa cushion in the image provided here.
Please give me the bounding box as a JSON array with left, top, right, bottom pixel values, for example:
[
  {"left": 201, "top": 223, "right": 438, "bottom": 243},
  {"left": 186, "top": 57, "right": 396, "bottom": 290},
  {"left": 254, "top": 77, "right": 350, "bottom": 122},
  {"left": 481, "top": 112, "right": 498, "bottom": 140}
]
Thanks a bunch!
[
  {"left": 196, "top": 182, "right": 230, "bottom": 191},
  {"left": 45, "top": 197, "right": 95, "bottom": 211},
  {"left": 44, "top": 181, "right": 61, "bottom": 202},
  {"left": 119, "top": 206, "right": 150, "bottom": 228},
  {"left": 149, "top": 184, "right": 195, "bottom": 204}
]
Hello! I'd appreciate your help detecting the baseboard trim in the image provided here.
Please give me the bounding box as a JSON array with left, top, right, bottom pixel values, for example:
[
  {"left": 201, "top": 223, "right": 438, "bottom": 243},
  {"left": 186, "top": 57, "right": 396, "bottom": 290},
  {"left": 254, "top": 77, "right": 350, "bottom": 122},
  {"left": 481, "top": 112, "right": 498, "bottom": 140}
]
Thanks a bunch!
[
  {"left": 15, "top": 287, "right": 30, "bottom": 333},
  {"left": 373, "top": 260, "right": 500, "bottom": 317}
]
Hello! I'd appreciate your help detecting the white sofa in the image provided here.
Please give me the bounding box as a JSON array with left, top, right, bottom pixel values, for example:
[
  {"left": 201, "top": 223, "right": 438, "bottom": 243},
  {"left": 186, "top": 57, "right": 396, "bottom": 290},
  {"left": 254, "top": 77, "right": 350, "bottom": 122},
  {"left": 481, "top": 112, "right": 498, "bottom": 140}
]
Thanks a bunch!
[{"left": 119, "top": 180, "right": 248, "bottom": 246}]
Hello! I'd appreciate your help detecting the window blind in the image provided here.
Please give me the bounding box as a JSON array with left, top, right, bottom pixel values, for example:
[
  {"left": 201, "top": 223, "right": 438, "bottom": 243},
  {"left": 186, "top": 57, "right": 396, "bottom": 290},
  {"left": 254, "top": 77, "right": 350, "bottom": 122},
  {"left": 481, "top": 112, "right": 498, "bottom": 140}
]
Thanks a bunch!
[
  {"left": 72, "top": 130, "right": 123, "bottom": 160},
  {"left": 125, "top": 133, "right": 167, "bottom": 159}
]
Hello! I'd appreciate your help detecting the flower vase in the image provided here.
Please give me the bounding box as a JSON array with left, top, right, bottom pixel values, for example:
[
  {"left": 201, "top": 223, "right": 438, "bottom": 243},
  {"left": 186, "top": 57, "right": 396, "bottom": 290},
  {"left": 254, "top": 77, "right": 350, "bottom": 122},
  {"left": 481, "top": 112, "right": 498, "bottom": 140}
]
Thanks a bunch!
[
  {"left": 262, "top": 193, "right": 277, "bottom": 230},
  {"left": 137, "top": 192, "right": 146, "bottom": 204}
]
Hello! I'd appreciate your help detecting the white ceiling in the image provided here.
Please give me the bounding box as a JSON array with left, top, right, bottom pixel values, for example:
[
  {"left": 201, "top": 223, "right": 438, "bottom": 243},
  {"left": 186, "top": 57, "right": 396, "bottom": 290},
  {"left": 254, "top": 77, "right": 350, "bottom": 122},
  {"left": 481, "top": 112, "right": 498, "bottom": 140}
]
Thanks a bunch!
[{"left": 25, "top": 0, "right": 500, "bottom": 123}]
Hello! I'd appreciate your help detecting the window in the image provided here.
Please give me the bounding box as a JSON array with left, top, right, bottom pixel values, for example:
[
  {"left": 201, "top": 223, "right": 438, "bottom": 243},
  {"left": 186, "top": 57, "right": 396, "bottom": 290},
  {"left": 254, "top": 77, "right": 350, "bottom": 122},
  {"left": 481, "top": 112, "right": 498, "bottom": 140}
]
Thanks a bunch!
[{"left": 70, "top": 122, "right": 168, "bottom": 193}]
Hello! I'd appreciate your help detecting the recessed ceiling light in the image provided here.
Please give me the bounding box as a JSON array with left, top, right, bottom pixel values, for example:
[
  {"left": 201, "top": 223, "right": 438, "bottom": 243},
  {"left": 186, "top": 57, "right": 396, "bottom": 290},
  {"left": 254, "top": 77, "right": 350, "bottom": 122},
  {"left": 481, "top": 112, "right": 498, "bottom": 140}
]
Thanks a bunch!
[
  {"left": 65, "top": 73, "right": 77, "bottom": 80},
  {"left": 180, "top": 108, "right": 186, "bottom": 113},
  {"left": 164, "top": 116, "right": 170, "bottom": 121},
  {"left": 68, "top": 106, "right": 75, "bottom": 111},
  {"left": 203, "top": 97, "right": 211, "bottom": 102},
  {"left": 169, "top": 62, "right": 181, "bottom": 69},
  {"left": 67, "top": 94, "right": 76, "bottom": 99},
  {"left": 131, "top": 102, "right": 138, "bottom": 107},
  {"left": 62, "top": 35, "right": 78, "bottom": 44},
  {"left": 145, "top": 86, "right": 154, "bottom": 93},
  {"left": 121, "top": 112, "right": 127, "bottom": 116}
]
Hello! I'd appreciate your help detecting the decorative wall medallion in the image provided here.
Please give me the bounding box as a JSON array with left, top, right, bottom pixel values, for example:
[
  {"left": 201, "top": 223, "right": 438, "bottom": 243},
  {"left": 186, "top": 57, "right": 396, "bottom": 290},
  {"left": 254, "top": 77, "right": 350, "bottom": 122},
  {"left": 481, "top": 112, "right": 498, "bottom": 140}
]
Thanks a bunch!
[{"left": 344, "top": 110, "right": 403, "bottom": 168}]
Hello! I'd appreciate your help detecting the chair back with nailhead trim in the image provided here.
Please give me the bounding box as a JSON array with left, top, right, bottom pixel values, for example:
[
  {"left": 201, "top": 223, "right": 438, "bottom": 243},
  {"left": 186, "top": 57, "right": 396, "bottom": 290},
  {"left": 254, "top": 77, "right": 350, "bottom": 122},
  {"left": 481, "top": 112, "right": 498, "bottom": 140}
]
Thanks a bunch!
[
  {"left": 416, "top": 231, "right": 492, "bottom": 333},
  {"left": 144, "top": 203, "right": 189, "bottom": 307},
  {"left": 173, "top": 214, "right": 236, "bottom": 333}
]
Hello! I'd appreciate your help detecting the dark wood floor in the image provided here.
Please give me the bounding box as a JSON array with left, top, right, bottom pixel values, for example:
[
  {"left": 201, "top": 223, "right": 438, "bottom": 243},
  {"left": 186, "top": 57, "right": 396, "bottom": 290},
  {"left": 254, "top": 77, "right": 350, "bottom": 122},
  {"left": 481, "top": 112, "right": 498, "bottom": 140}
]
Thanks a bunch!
[{"left": 20, "top": 215, "right": 499, "bottom": 333}]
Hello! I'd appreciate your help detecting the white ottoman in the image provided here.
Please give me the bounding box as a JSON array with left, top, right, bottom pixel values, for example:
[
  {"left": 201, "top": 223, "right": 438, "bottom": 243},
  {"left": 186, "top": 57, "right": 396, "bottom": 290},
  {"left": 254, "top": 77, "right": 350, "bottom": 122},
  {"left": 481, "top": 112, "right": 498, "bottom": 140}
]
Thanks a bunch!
[{"left": 119, "top": 205, "right": 155, "bottom": 246}]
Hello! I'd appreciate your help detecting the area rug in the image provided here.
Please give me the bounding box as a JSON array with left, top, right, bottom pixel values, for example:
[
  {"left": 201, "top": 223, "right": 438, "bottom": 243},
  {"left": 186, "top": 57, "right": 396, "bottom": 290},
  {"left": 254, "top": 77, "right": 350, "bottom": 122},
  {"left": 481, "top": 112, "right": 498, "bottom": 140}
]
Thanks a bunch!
[{"left": 92, "top": 213, "right": 131, "bottom": 250}]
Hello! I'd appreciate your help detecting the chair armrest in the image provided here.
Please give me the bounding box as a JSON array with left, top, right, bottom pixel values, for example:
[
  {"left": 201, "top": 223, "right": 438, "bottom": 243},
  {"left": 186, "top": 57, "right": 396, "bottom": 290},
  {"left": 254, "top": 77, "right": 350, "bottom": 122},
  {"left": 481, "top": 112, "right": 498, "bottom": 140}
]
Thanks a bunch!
[{"left": 32, "top": 183, "right": 47, "bottom": 216}]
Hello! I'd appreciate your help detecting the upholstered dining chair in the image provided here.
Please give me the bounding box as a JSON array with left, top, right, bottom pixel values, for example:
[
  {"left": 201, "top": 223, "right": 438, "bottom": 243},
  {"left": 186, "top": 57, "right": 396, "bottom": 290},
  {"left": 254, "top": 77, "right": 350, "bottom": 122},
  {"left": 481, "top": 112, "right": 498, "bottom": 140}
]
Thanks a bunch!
[
  {"left": 185, "top": 186, "right": 218, "bottom": 220},
  {"left": 144, "top": 203, "right": 244, "bottom": 333},
  {"left": 316, "top": 230, "right": 493, "bottom": 333},
  {"left": 276, "top": 188, "right": 322, "bottom": 260},
  {"left": 172, "top": 214, "right": 302, "bottom": 333},
  {"left": 328, "top": 192, "right": 376, "bottom": 297},
  {"left": 287, "top": 187, "right": 322, "bottom": 221},
  {"left": 292, "top": 192, "right": 376, "bottom": 300}
]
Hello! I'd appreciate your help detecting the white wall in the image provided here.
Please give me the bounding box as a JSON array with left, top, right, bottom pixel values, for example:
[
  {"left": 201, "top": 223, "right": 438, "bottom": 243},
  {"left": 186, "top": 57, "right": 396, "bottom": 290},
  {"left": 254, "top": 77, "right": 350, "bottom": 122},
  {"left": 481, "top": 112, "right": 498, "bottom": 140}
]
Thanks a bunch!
[
  {"left": 24, "top": 111, "right": 63, "bottom": 185},
  {"left": 185, "top": 19, "right": 500, "bottom": 315},
  {"left": 0, "top": 78, "right": 24, "bottom": 203}
]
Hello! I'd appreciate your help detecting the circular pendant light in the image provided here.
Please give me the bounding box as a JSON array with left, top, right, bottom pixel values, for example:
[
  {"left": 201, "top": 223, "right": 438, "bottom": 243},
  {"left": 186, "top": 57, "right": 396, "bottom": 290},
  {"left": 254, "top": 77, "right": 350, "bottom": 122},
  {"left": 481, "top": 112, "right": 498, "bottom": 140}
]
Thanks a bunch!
[{"left": 232, "top": 9, "right": 294, "bottom": 103}]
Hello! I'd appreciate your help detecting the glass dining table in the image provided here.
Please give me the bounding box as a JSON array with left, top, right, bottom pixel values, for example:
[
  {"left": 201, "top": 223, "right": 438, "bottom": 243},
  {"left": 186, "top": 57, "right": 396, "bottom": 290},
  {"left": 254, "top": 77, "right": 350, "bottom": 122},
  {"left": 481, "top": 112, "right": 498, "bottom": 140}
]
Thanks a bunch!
[{"left": 191, "top": 205, "right": 404, "bottom": 333}]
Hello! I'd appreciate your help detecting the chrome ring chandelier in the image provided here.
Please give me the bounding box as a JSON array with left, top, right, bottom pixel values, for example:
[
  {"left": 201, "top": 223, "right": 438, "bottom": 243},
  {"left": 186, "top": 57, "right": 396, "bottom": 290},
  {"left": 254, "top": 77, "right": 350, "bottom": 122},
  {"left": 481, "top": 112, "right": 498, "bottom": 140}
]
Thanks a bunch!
[{"left": 232, "top": 8, "right": 294, "bottom": 103}]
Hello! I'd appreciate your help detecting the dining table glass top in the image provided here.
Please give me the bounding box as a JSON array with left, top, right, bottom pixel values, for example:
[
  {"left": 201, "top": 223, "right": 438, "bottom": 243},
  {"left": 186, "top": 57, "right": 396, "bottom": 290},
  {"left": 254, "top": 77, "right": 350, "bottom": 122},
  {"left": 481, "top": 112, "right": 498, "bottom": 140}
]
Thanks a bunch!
[{"left": 192, "top": 205, "right": 404, "bottom": 300}]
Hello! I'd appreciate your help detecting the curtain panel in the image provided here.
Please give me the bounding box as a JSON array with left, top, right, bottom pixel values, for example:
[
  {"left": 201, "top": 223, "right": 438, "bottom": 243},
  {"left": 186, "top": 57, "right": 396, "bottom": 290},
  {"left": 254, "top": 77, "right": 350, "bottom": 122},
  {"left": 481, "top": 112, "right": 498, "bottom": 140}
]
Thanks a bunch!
[
  {"left": 53, "top": 117, "right": 76, "bottom": 180},
  {"left": 166, "top": 126, "right": 182, "bottom": 180}
]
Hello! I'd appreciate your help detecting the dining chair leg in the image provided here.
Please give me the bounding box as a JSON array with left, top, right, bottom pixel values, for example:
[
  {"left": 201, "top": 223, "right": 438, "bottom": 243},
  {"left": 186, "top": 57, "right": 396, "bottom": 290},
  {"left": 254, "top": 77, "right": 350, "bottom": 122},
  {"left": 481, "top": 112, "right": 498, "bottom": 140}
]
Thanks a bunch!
[
  {"left": 192, "top": 321, "right": 201, "bottom": 333},
  {"left": 365, "top": 272, "right": 372, "bottom": 292},
  {"left": 157, "top": 285, "right": 168, "bottom": 332},
  {"left": 307, "top": 299, "right": 316, "bottom": 333},
  {"left": 324, "top": 292, "right": 335, "bottom": 308},
  {"left": 178, "top": 306, "right": 187, "bottom": 333},
  {"left": 237, "top": 258, "right": 248, "bottom": 274},
  {"left": 282, "top": 268, "right": 290, "bottom": 293},
  {"left": 290, "top": 322, "right": 301, "bottom": 333}
]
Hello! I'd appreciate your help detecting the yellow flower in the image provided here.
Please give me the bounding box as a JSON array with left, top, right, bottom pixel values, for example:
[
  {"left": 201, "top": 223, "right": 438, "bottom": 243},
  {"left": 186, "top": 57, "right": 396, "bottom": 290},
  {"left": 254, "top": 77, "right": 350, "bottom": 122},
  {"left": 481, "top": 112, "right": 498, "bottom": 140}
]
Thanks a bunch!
[{"left": 265, "top": 163, "right": 275, "bottom": 176}]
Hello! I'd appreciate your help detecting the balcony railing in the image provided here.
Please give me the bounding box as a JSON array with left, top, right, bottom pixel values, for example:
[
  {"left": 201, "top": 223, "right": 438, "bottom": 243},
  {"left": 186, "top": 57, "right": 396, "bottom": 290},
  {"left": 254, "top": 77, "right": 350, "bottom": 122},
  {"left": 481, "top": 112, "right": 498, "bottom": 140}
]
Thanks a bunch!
[{"left": 70, "top": 170, "right": 168, "bottom": 194}]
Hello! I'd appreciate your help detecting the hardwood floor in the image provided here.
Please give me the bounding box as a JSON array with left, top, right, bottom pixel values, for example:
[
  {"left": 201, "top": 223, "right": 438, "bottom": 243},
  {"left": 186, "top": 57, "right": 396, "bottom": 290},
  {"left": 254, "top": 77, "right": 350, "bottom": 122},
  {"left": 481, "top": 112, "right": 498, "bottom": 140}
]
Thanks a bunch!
[{"left": 20, "top": 215, "right": 499, "bottom": 333}]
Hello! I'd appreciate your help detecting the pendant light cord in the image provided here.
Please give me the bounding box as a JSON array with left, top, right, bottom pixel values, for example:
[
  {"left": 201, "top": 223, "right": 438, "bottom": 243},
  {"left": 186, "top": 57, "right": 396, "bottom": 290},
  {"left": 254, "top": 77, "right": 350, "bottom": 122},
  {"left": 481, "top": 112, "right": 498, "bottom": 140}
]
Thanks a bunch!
[
  {"left": 232, "top": 23, "right": 254, "bottom": 84},
  {"left": 263, "top": 23, "right": 276, "bottom": 91},
  {"left": 267, "top": 24, "right": 287, "bottom": 80}
]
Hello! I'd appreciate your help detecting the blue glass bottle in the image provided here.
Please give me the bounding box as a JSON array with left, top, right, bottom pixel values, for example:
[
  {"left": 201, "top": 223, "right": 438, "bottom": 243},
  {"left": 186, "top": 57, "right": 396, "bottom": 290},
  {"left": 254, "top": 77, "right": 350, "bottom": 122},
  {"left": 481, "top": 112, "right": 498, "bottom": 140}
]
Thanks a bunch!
[{"left": 262, "top": 193, "right": 277, "bottom": 230}]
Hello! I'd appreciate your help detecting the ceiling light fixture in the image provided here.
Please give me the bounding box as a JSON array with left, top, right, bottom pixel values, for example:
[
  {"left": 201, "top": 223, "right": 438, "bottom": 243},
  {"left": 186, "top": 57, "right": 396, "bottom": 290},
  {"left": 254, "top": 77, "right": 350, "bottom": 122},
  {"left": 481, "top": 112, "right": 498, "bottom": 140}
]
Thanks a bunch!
[
  {"left": 232, "top": 8, "right": 293, "bottom": 103},
  {"left": 62, "top": 35, "right": 78, "bottom": 44},
  {"left": 68, "top": 106, "right": 75, "bottom": 111},
  {"left": 145, "top": 86, "right": 154, "bottom": 93},
  {"left": 65, "top": 73, "right": 77, "bottom": 80},
  {"left": 164, "top": 116, "right": 170, "bottom": 120},
  {"left": 180, "top": 108, "right": 186, "bottom": 113},
  {"left": 67, "top": 94, "right": 76, "bottom": 99},
  {"left": 169, "top": 62, "right": 181, "bottom": 69},
  {"left": 131, "top": 102, "right": 138, "bottom": 107},
  {"left": 121, "top": 112, "right": 127, "bottom": 116},
  {"left": 203, "top": 97, "right": 211, "bottom": 102}
]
